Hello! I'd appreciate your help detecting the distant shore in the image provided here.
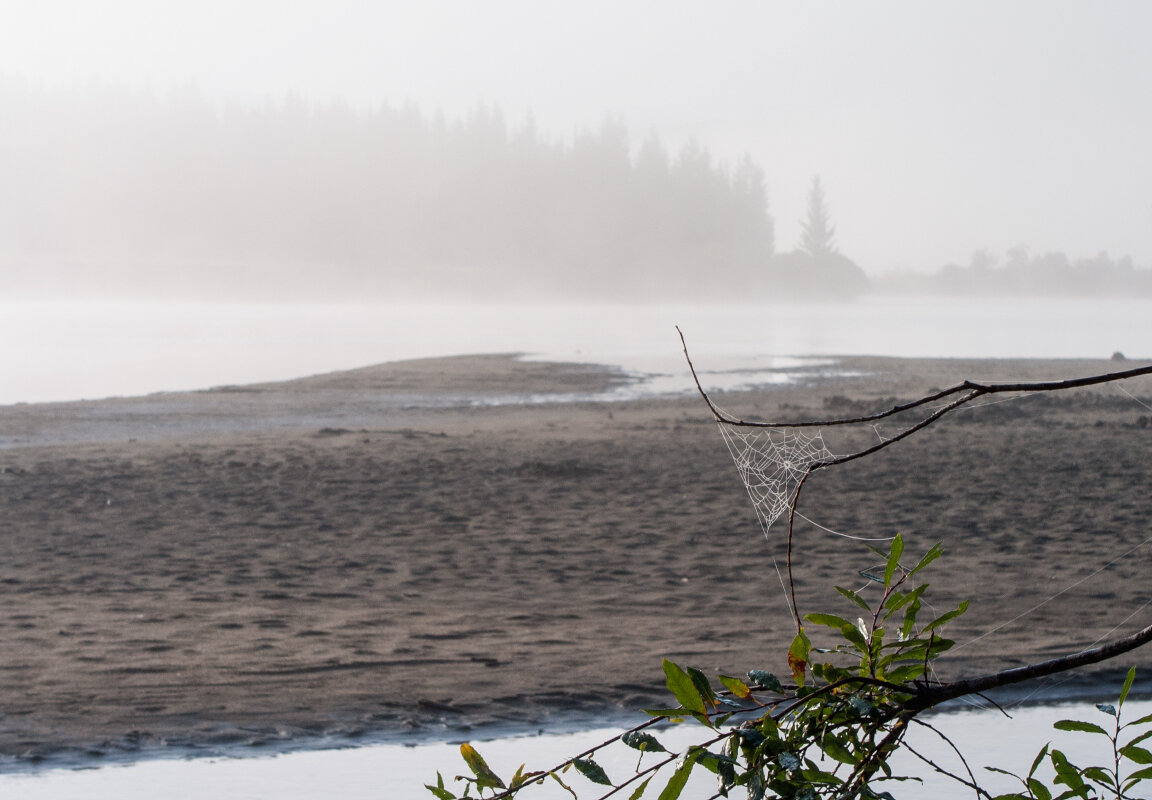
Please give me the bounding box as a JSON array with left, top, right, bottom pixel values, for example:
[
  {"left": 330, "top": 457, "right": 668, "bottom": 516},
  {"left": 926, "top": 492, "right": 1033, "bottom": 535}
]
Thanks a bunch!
[{"left": 1, "top": 353, "right": 1150, "bottom": 767}]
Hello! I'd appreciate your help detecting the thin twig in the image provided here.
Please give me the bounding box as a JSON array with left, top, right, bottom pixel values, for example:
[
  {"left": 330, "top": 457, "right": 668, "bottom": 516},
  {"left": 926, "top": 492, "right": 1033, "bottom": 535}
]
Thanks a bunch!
[{"left": 907, "top": 717, "right": 994, "bottom": 799}]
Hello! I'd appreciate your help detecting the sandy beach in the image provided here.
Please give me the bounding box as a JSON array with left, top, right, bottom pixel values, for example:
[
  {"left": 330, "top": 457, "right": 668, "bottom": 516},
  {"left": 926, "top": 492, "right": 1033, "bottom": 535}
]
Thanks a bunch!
[{"left": 1, "top": 353, "right": 1150, "bottom": 767}]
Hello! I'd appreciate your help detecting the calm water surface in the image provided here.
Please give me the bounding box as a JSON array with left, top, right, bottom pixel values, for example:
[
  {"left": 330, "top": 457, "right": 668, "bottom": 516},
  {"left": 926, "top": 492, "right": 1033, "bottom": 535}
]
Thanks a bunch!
[
  {"left": 2, "top": 296, "right": 1150, "bottom": 405},
  {"left": 2, "top": 700, "right": 1148, "bottom": 799}
]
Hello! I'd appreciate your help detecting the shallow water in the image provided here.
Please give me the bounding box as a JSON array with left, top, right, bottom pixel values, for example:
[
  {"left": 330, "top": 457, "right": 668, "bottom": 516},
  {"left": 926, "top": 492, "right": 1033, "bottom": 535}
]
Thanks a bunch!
[
  {"left": 3, "top": 699, "right": 1148, "bottom": 799},
  {"left": 2, "top": 296, "right": 1150, "bottom": 405}
]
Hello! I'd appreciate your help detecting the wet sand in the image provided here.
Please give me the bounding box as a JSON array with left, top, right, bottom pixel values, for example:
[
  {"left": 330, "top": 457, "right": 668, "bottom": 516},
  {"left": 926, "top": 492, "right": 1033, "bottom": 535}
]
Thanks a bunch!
[{"left": 1, "top": 354, "right": 1150, "bottom": 766}]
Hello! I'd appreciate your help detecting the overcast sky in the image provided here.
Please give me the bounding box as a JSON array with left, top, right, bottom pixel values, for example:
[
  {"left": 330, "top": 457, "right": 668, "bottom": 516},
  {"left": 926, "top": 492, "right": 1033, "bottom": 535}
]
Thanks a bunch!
[{"left": 4, "top": 0, "right": 1150, "bottom": 273}]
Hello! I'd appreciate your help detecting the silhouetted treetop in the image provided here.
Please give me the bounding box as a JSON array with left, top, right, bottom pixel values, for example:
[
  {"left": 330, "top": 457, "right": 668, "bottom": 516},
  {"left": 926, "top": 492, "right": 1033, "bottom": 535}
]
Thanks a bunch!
[{"left": 798, "top": 175, "right": 836, "bottom": 258}]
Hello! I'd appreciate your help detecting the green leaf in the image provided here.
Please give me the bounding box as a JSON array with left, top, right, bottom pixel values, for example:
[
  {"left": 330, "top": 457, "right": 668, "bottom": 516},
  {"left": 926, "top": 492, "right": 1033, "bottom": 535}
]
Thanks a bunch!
[
  {"left": 628, "top": 775, "right": 654, "bottom": 800},
  {"left": 1050, "top": 749, "right": 1086, "bottom": 790},
  {"left": 1124, "top": 765, "right": 1152, "bottom": 782},
  {"left": 1126, "top": 729, "right": 1152, "bottom": 749},
  {"left": 821, "top": 737, "right": 858, "bottom": 765},
  {"left": 1097, "top": 703, "right": 1117, "bottom": 717},
  {"left": 622, "top": 730, "right": 668, "bottom": 754},
  {"left": 573, "top": 758, "right": 613, "bottom": 786},
  {"left": 1128, "top": 711, "right": 1152, "bottom": 727},
  {"left": 718, "top": 674, "right": 752, "bottom": 698},
  {"left": 1120, "top": 744, "right": 1152, "bottom": 764},
  {"left": 747, "top": 669, "right": 783, "bottom": 692},
  {"left": 1080, "top": 766, "right": 1114, "bottom": 787},
  {"left": 1026, "top": 778, "right": 1053, "bottom": 800},
  {"left": 1120, "top": 666, "right": 1137, "bottom": 708},
  {"left": 656, "top": 750, "right": 700, "bottom": 800},
  {"left": 459, "top": 743, "right": 506, "bottom": 790},
  {"left": 509, "top": 764, "right": 544, "bottom": 790},
  {"left": 885, "top": 663, "right": 929, "bottom": 684},
  {"left": 1054, "top": 719, "right": 1109, "bottom": 736},
  {"left": 687, "top": 666, "right": 717, "bottom": 709},
  {"left": 425, "top": 772, "right": 456, "bottom": 800},
  {"left": 900, "top": 596, "right": 922, "bottom": 641},
  {"left": 1029, "top": 743, "right": 1051, "bottom": 779},
  {"left": 642, "top": 707, "right": 688, "bottom": 719},
  {"left": 788, "top": 629, "right": 811, "bottom": 686},
  {"left": 884, "top": 533, "right": 904, "bottom": 586},
  {"left": 805, "top": 612, "right": 855, "bottom": 629},
  {"left": 835, "top": 585, "right": 872, "bottom": 612},
  {"left": 923, "top": 600, "right": 969, "bottom": 632},
  {"left": 908, "top": 542, "right": 944, "bottom": 577},
  {"left": 663, "top": 659, "right": 707, "bottom": 715},
  {"left": 778, "top": 751, "right": 802, "bottom": 771}
]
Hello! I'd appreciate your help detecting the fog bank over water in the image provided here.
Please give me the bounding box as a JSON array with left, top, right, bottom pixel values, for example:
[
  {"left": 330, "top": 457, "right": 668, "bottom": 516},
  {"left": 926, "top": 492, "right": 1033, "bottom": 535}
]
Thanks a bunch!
[{"left": 4, "top": 1, "right": 1152, "bottom": 299}]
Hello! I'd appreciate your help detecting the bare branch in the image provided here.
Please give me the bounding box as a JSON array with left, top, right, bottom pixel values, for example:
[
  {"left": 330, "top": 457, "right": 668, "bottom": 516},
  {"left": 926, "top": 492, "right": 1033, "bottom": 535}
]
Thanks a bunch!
[
  {"left": 912, "top": 621, "right": 1152, "bottom": 711},
  {"left": 678, "top": 326, "right": 1152, "bottom": 430}
]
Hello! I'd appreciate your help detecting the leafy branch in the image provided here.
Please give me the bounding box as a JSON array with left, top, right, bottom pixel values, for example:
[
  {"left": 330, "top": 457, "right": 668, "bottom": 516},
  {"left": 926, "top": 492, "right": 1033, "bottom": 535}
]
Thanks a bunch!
[{"left": 429, "top": 342, "right": 1152, "bottom": 799}]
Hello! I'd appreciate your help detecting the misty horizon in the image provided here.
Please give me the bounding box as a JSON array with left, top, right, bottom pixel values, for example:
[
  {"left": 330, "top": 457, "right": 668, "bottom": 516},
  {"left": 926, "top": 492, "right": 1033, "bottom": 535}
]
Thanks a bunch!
[
  {"left": 4, "top": 1, "right": 1152, "bottom": 291},
  {"left": 3, "top": 78, "right": 1151, "bottom": 303}
]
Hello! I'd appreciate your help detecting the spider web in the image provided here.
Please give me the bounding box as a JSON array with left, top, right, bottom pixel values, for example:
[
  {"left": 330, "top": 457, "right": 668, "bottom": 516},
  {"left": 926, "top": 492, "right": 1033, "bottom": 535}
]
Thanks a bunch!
[{"left": 716, "top": 423, "right": 834, "bottom": 535}]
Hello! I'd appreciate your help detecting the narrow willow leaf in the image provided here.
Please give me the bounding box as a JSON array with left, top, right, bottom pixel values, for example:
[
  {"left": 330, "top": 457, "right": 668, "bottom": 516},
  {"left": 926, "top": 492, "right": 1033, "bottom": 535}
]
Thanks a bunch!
[
  {"left": 627, "top": 775, "right": 654, "bottom": 800},
  {"left": 1120, "top": 666, "right": 1137, "bottom": 708},
  {"left": 1026, "top": 778, "right": 1054, "bottom": 800},
  {"left": 622, "top": 730, "right": 667, "bottom": 754},
  {"left": 573, "top": 758, "right": 613, "bottom": 786},
  {"left": 983, "top": 766, "right": 1021, "bottom": 777},
  {"left": 1081, "top": 766, "right": 1114, "bottom": 788},
  {"left": 908, "top": 542, "right": 944, "bottom": 577},
  {"left": 424, "top": 772, "right": 456, "bottom": 800},
  {"left": 1097, "top": 703, "right": 1118, "bottom": 717},
  {"left": 1128, "top": 712, "right": 1152, "bottom": 727},
  {"left": 1126, "top": 729, "right": 1152, "bottom": 748},
  {"left": 718, "top": 674, "right": 752, "bottom": 698},
  {"left": 923, "top": 600, "right": 969, "bottom": 632},
  {"left": 806, "top": 612, "right": 855, "bottom": 629},
  {"left": 1053, "top": 720, "right": 1109, "bottom": 736},
  {"left": 686, "top": 666, "right": 717, "bottom": 709},
  {"left": 747, "top": 669, "right": 783, "bottom": 692},
  {"left": 663, "top": 659, "right": 706, "bottom": 715},
  {"left": 1120, "top": 744, "right": 1152, "bottom": 764},
  {"left": 900, "top": 596, "right": 922, "bottom": 641},
  {"left": 459, "top": 743, "right": 506, "bottom": 790},
  {"left": 657, "top": 750, "right": 700, "bottom": 800},
  {"left": 884, "top": 533, "right": 904, "bottom": 586},
  {"left": 642, "top": 707, "right": 688, "bottom": 719},
  {"left": 835, "top": 585, "right": 872, "bottom": 611},
  {"left": 1124, "top": 764, "right": 1152, "bottom": 782},
  {"left": 840, "top": 623, "right": 868, "bottom": 653},
  {"left": 1028, "top": 743, "right": 1051, "bottom": 779}
]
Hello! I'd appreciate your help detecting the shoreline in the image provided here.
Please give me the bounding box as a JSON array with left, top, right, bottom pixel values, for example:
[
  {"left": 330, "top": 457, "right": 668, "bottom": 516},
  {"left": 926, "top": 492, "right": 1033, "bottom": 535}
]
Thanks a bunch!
[{"left": 2, "top": 353, "right": 1151, "bottom": 770}]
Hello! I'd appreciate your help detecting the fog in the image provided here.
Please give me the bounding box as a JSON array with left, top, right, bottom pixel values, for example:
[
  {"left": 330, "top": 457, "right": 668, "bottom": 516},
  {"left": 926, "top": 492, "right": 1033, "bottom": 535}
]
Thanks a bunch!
[{"left": 3, "top": 1, "right": 1152, "bottom": 299}]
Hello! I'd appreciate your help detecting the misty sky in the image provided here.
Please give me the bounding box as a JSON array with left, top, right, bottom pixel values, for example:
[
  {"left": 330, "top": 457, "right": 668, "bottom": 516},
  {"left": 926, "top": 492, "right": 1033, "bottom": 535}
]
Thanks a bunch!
[{"left": 4, "top": 1, "right": 1151, "bottom": 273}]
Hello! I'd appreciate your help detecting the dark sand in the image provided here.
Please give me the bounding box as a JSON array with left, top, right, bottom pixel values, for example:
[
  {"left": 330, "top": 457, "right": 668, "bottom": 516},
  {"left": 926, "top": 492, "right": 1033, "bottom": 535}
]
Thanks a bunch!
[{"left": 1, "top": 354, "right": 1150, "bottom": 767}]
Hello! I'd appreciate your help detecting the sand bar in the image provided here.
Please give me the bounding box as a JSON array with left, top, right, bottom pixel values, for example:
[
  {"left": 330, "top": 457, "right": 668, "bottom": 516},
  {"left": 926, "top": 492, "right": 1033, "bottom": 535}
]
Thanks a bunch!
[{"left": 1, "top": 354, "right": 1150, "bottom": 767}]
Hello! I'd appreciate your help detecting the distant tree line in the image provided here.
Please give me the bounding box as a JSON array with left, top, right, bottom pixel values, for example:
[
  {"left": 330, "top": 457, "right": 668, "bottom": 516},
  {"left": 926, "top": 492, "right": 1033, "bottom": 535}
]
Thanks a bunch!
[
  {"left": 875, "top": 247, "right": 1152, "bottom": 296},
  {"left": 0, "top": 79, "right": 775, "bottom": 301}
]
